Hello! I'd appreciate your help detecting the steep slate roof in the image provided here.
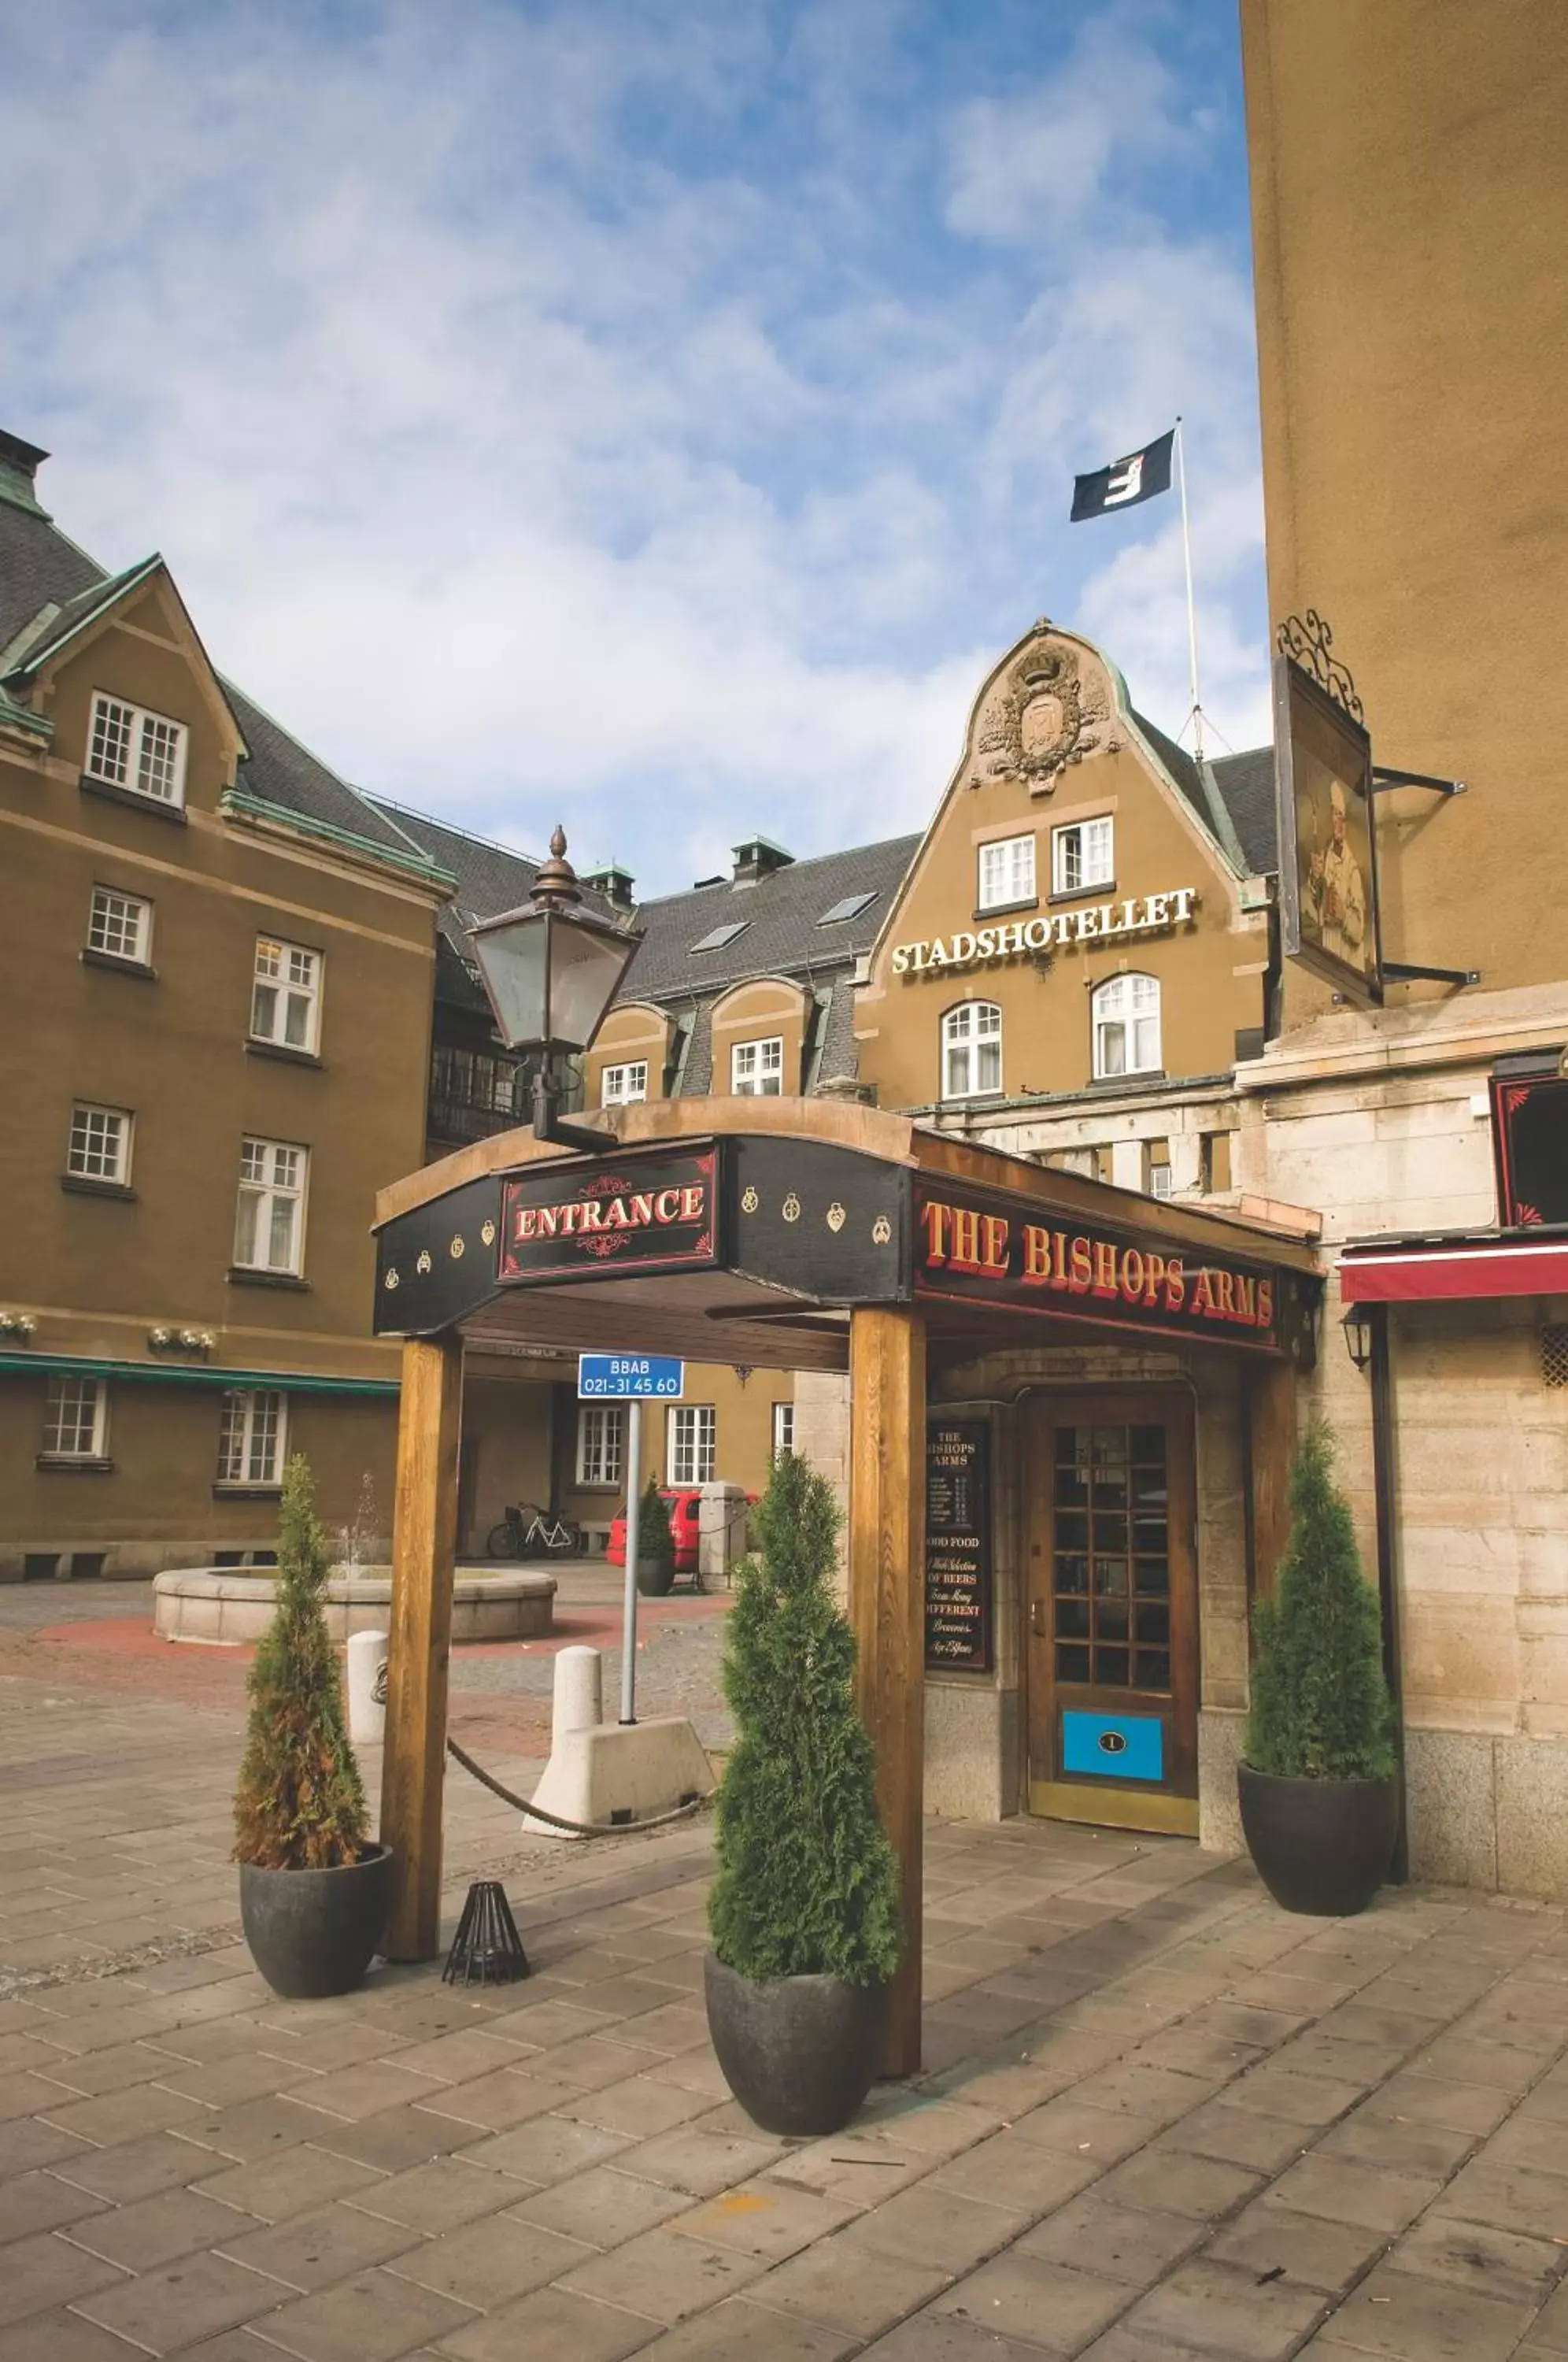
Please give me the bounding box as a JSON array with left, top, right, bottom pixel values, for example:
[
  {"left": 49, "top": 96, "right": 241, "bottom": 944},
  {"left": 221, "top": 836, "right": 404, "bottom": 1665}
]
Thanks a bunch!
[
  {"left": 0, "top": 451, "right": 435, "bottom": 873},
  {"left": 1209, "top": 746, "right": 1278, "bottom": 873},
  {"left": 616, "top": 834, "right": 921, "bottom": 1003},
  {"left": 373, "top": 799, "right": 542, "bottom": 954}
]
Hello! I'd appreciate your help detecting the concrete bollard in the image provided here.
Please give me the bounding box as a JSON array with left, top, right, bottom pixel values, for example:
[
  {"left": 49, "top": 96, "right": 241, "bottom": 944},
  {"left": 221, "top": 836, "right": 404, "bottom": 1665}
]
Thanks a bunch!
[
  {"left": 553, "top": 1644, "right": 603, "bottom": 1740},
  {"left": 346, "top": 1628, "right": 388, "bottom": 1746}
]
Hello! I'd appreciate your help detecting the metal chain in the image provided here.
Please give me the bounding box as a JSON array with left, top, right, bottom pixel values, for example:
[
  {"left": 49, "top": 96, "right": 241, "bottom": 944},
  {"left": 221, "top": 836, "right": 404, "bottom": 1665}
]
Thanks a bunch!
[{"left": 445, "top": 1734, "right": 716, "bottom": 1837}]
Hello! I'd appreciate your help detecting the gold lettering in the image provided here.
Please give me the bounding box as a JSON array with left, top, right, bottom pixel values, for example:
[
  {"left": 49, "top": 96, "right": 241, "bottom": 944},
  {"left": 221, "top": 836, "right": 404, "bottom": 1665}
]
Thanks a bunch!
[
  {"left": 981, "top": 1214, "right": 1010, "bottom": 1273},
  {"left": 1215, "top": 1272, "right": 1236, "bottom": 1319},
  {"left": 1092, "top": 1239, "right": 1119, "bottom": 1298},
  {"left": 920, "top": 1199, "right": 950, "bottom": 1264},
  {"left": 1165, "top": 1257, "right": 1185, "bottom": 1310},
  {"left": 1190, "top": 1268, "right": 1217, "bottom": 1316},
  {"left": 1068, "top": 1235, "right": 1093, "bottom": 1294},
  {"left": 1121, "top": 1247, "right": 1145, "bottom": 1302},
  {"left": 1023, "top": 1224, "right": 1051, "bottom": 1283},
  {"left": 1233, "top": 1274, "right": 1256, "bottom": 1323},
  {"left": 1143, "top": 1251, "right": 1166, "bottom": 1305},
  {"left": 1256, "top": 1278, "right": 1274, "bottom": 1328},
  {"left": 950, "top": 1207, "right": 986, "bottom": 1272}
]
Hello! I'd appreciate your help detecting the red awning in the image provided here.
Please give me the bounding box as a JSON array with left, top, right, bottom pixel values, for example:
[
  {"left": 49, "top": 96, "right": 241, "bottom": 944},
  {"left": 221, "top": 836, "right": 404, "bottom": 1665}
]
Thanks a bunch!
[{"left": 1341, "top": 1238, "right": 1568, "bottom": 1304}]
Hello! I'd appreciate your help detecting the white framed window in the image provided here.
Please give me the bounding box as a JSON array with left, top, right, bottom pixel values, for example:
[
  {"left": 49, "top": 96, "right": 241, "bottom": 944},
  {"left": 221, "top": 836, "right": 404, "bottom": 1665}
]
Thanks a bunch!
[
  {"left": 978, "top": 834, "right": 1036, "bottom": 912},
  {"left": 771, "top": 1401, "right": 795, "bottom": 1460},
  {"left": 87, "top": 692, "right": 188, "bottom": 809},
  {"left": 1148, "top": 1147, "right": 1174, "bottom": 1200},
  {"left": 216, "top": 1389, "right": 287, "bottom": 1486},
  {"left": 251, "top": 938, "right": 322, "bottom": 1053},
  {"left": 234, "top": 1138, "right": 307, "bottom": 1274},
  {"left": 1093, "top": 973, "right": 1162, "bottom": 1079},
  {"left": 67, "top": 1102, "right": 132, "bottom": 1185},
  {"left": 941, "top": 1001, "right": 1002, "bottom": 1100},
  {"left": 601, "top": 1061, "right": 648, "bottom": 1108},
  {"left": 1052, "top": 816, "right": 1115, "bottom": 897},
  {"left": 668, "top": 1405, "right": 716, "bottom": 1486},
  {"left": 42, "top": 1375, "right": 107, "bottom": 1461},
  {"left": 731, "top": 1038, "right": 784, "bottom": 1097},
  {"left": 87, "top": 886, "right": 152, "bottom": 964},
  {"left": 577, "top": 1404, "right": 626, "bottom": 1487}
]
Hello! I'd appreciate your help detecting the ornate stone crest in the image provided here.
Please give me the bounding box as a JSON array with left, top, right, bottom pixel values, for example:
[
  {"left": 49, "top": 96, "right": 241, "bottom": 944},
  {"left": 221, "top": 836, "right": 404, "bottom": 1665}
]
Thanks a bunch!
[{"left": 968, "top": 624, "right": 1116, "bottom": 794}]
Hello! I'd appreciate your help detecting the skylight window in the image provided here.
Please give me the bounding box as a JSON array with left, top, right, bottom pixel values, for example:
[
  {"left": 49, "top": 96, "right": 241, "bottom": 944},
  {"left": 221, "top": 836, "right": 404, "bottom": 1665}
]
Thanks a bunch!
[
  {"left": 689, "top": 920, "right": 750, "bottom": 954},
  {"left": 818, "top": 891, "right": 877, "bottom": 926}
]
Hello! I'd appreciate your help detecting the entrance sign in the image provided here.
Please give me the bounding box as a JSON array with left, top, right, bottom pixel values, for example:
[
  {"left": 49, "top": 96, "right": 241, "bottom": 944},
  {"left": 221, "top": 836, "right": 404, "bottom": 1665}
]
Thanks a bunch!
[
  {"left": 578, "top": 1354, "right": 683, "bottom": 1399},
  {"left": 925, "top": 1420, "right": 993, "bottom": 1673},
  {"left": 1274, "top": 653, "right": 1382, "bottom": 1006},
  {"left": 913, "top": 1177, "right": 1287, "bottom": 1355},
  {"left": 891, "top": 888, "right": 1196, "bottom": 979},
  {"left": 500, "top": 1146, "right": 718, "bottom": 1284}
]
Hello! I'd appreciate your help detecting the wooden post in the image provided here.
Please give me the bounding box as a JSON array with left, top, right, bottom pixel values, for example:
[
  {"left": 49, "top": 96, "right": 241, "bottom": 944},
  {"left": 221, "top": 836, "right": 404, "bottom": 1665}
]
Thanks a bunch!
[
  {"left": 380, "top": 1332, "right": 464, "bottom": 1961},
  {"left": 1247, "top": 1354, "right": 1297, "bottom": 1605},
  {"left": 848, "top": 1305, "right": 926, "bottom": 2079}
]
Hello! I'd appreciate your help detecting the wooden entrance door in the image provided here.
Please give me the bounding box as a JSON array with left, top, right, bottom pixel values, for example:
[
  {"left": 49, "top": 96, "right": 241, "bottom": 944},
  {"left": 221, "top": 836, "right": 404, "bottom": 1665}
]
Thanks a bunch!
[{"left": 1025, "top": 1393, "right": 1199, "bottom": 1836}]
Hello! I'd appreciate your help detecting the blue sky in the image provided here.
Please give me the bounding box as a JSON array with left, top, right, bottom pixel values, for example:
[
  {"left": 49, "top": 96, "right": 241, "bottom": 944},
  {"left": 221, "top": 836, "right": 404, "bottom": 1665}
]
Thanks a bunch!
[{"left": 2, "top": 0, "right": 1267, "bottom": 893}]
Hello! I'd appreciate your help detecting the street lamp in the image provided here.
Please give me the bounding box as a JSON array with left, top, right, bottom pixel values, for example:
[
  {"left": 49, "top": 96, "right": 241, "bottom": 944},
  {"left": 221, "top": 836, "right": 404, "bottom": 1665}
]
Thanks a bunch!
[
  {"left": 1341, "top": 1301, "right": 1373, "bottom": 1372},
  {"left": 468, "top": 826, "right": 641, "bottom": 1151}
]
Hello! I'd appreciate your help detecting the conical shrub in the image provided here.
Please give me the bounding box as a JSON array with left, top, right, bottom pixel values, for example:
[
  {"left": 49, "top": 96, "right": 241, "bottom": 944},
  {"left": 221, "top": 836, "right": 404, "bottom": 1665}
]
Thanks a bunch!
[
  {"left": 233, "top": 1454, "right": 368, "bottom": 1869},
  {"left": 708, "top": 1453, "right": 902, "bottom": 1985},
  {"left": 638, "top": 1475, "right": 674, "bottom": 1570},
  {"left": 1245, "top": 1422, "right": 1396, "bottom": 1782}
]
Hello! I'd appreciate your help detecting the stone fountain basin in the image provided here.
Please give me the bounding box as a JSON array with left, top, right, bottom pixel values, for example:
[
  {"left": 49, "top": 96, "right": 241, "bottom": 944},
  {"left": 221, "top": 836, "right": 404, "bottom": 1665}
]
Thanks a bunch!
[{"left": 151, "top": 1567, "right": 555, "bottom": 1646}]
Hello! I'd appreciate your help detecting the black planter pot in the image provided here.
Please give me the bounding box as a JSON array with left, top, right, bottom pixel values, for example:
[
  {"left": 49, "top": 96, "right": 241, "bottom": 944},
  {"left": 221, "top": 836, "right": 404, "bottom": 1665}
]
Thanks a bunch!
[
  {"left": 239, "top": 1844, "right": 394, "bottom": 1999},
  {"left": 1238, "top": 1764, "right": 1398, "bottom": 1917},
  {"left": 636, "top": 1557, "right": 675, "bottom": 1597},
  {"left": 704, "top": 1951, "right": 886, "bottom": 2136}
]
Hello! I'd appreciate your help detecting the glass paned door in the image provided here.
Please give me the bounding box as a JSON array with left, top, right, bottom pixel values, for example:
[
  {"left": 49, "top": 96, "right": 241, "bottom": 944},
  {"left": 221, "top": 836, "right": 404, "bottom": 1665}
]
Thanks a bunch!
[{"left": 1026, "top": 1394, "right": 1197, "bottom": 1832}]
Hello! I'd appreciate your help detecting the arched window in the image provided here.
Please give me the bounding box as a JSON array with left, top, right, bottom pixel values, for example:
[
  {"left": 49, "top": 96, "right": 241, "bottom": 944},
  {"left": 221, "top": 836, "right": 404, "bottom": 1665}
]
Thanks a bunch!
[
  {"left": 941, "top": 1001, "right": 1002, "bottom": 1100},
  {"left": 1092, "top": 973, "right": 1161, "bottom": 1079}
]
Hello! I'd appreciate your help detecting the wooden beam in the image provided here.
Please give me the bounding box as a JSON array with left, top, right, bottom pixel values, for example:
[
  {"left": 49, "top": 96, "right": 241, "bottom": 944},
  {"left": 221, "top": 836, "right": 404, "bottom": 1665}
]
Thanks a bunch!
[
  {"left": 1247, "top": 1353, "right": 1298, "bottom": 1605},
  {"left": 848, "top": 1304, "right": 927, "bottom": 2079},
  {"left": 380, "top": 1332, "right": 464, "bottom": 1960}
]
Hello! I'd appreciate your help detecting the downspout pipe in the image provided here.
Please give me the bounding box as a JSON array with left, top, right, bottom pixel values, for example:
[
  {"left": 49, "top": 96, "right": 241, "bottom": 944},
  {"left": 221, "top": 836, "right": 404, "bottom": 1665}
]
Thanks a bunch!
[{"left": 1367, "top": 1301, "right": 1410, "bottom": 1884}]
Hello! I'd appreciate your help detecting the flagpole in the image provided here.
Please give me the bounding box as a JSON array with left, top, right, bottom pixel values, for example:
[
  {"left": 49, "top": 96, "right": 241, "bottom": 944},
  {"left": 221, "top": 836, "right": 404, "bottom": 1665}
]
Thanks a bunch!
[{"left": 1174, "top": 416, "right": 1204, "bottom": 763}]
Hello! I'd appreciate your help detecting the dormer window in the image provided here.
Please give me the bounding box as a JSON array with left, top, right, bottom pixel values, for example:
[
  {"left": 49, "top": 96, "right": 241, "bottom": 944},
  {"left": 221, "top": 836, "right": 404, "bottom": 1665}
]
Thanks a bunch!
[
  {"left": 87, "top": 692, "right": 187, "bottom": 809},
  {"left": 690, "top": 920, "right": 749, "bottom": 954}
]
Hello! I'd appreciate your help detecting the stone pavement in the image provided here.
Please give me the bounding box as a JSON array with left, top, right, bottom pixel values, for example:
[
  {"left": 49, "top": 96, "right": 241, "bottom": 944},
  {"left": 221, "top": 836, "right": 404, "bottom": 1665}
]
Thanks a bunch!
[{"left": 3, "top": 1672, "right": 1568, "bottom": 2357}]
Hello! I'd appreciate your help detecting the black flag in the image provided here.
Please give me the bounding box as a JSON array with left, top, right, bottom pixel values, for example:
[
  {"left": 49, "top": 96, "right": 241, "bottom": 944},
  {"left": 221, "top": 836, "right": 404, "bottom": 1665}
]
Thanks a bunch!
[{"left": 1071, "top": 428, "right": 1175, "bottom": 521}]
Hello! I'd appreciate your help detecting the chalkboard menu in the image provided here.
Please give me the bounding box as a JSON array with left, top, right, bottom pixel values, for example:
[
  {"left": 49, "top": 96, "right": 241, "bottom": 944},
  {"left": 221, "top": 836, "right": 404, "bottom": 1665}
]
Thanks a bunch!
[{"left": 925, "top": 1420, "right": 993, "bottom": 1673}]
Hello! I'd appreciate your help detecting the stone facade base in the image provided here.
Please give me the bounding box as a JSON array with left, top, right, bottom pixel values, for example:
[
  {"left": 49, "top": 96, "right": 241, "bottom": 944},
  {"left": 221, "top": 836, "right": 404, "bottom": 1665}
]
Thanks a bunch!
[{"left": 925, "top": 1683, "right": 1019, "bottom": 1821}]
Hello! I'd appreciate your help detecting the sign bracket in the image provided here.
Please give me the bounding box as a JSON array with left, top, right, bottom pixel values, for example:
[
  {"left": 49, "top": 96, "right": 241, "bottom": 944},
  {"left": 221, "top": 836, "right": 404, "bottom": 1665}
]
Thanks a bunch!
[
  {"left": 1381, "top": 960, "right": 1481, "bottom": 988},
  {"left": 1370, "top": 766, "right": 1468, "bottom": 797}
]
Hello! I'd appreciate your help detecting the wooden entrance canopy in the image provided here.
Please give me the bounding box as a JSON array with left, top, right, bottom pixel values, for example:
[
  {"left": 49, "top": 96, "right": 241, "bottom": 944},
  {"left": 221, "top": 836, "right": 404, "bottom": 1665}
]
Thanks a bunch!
[{"left": 373, "top": 1098, "right": 1322, "bottom": 2075}]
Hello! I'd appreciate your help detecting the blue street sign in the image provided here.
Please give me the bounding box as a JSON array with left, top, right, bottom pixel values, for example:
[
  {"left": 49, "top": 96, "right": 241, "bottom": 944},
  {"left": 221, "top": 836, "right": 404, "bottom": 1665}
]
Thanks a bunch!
[{"left": 577, "top": 1353, "right": 685, "bottom": 1401}]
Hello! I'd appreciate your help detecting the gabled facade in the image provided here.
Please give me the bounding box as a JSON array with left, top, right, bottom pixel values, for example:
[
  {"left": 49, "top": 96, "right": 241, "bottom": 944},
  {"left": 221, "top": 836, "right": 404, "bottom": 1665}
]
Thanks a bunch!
[{"left": 0, "top": 431, "right": 450, "bottom": 1576}]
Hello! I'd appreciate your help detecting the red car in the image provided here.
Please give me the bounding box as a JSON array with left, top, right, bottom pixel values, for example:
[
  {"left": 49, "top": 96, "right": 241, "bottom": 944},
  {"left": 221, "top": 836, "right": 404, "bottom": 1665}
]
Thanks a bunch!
[{"left": 607, "top": 1489, "right": 703, "bottom": 1573}]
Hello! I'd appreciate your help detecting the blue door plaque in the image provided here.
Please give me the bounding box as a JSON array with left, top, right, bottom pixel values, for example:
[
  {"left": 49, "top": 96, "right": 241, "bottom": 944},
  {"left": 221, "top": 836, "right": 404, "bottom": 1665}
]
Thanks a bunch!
[{"left": 1062, "top": 1710, "right": 1163, "bottom": 1783}]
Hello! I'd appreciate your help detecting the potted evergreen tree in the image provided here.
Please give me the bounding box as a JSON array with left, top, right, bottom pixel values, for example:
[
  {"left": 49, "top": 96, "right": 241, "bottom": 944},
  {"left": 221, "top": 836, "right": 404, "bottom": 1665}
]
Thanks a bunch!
[
  {"left": 234, "top": 1454, "right": 394, "bottom": 1997},
  {"left": 1239, "top": 1422, "right": 1400, "bottom": 1916},
  {"left": 635, "top": 1475, "right": 676, "bottom": 1597},
  {"left": 704, "top": 1452, "right": 903, "bottom": 2135}
]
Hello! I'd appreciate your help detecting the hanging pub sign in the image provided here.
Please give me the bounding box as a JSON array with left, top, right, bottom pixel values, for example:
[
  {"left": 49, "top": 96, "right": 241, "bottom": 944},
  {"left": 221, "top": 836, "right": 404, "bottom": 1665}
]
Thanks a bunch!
[
  {"left": 1491, "top": 1067, "right": 1568, "bottom": 1228},
  {"left": 926, "top": 1420, "right": 993, "bottom": 1673},
  {"left": 913, "top": 1176, "right": 1288, "bottom": 1355},
  {"left": 498, "top": 1145, "right": 719, "bottom": 1285},
  {"left": 1274, "top": 649, "right": 1383, "bottom": 1007}
]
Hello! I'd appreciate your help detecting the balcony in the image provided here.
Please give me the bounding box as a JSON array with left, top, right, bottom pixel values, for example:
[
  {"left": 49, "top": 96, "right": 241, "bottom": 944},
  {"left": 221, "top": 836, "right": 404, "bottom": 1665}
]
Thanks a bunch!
[{"left": 426, "top": 1044, "right": 586, "bottom": 1150}]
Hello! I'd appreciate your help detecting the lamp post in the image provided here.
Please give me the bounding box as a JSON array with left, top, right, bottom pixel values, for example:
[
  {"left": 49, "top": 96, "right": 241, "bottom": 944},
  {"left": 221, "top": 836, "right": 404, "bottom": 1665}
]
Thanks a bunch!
[{"left": 467, "top": 827, "right": 641, "bottom": 1152}]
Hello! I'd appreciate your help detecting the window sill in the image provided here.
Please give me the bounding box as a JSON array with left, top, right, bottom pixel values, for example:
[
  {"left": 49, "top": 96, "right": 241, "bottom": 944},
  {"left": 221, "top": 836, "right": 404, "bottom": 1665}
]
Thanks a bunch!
[
  {"left": 61, "top": 1175, "right": 138, "bottom": 1201},
  {"left": 1048, "top": 881, "right": 1118, "bottom": 905},
  {"left": 939, "top": 1090, "right": 1005, "bottom": 1108},
  {"left": 80, "top": 774, "right": 187, "bottom": 825},
  {"left": 36, "top": 1455, "right": 115, "bottom": 1475},
  {"left": 213, "top": 1483, "right": 283, "bottom": 1500},
  {"left": 227, "top": 1267, "right": 310, "bottom": 1290},
  {"left": 81, "top": 949, "right": 157, "bottom": 981},
  {"left": 246, "top": 1038, "right": 324, "bottom": 1069},
  {"left": 1086, "top": 1069, "right": 1167, "bottom": 1093},
  {"left": 972, "top": 898, "right": 1039, "bottom": 922}
]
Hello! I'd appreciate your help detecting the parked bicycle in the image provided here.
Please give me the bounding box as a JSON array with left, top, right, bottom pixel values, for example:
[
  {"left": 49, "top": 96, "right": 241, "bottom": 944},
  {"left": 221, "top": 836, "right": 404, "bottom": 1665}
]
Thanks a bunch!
[{"left": 485, "top": 1502, "right": 583, "bottom": 1559}]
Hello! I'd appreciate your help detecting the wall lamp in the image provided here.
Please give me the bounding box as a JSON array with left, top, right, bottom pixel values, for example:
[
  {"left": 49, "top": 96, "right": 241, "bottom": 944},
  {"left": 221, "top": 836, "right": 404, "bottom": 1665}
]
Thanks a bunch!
[{"left": 1341, "top": 1302, "right": 1374, "bottom": 1373}]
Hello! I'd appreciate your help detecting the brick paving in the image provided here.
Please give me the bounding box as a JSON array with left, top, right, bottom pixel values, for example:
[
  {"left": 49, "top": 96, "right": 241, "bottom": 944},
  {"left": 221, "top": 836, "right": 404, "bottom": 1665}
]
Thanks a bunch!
[{"left": 2, "top": 1618, "right": 1568, "bottom": 2356}]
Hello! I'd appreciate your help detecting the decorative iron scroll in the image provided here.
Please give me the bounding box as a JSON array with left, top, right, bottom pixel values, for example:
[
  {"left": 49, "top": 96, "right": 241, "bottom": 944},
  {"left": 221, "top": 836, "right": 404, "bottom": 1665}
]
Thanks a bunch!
[{"left": 1275, "top": 610, "right": 1364, "bottom": 726}]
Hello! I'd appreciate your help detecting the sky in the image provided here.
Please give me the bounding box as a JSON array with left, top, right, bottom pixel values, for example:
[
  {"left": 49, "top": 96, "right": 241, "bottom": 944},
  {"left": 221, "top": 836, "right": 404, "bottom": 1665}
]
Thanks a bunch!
[{"left": 2, "top": 0, "right": 1268, "bottom": 894}]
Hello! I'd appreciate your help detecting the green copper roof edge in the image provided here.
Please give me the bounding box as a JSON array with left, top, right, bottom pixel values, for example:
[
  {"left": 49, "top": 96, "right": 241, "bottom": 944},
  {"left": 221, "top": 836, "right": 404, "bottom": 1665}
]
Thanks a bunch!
[
  {"left": 220, "top": 790, "right": 457, "bottom": 888},
  {"left": 10, "top": 553, "right": 165, "bottom": 678},
  {"left": 0, "top": 1350, "right": 397, "bottom": 1396},
  {"left": 0, "top": 694, "right": 53, "bottom": 742}
]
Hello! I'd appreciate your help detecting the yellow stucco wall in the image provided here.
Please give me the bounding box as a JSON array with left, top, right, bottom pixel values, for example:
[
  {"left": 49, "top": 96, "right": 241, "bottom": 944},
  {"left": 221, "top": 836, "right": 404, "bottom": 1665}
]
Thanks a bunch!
[{"left": 1241, "top": 0, "right": 1568, "bottom": 1006}]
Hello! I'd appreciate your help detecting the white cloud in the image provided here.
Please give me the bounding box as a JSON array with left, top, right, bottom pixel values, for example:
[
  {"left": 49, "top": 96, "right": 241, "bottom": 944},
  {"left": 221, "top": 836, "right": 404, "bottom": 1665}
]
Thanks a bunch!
[{"left": 2, "top": 0, "right": 1270, "bottom": 890}]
